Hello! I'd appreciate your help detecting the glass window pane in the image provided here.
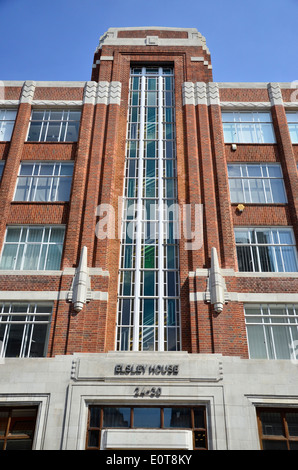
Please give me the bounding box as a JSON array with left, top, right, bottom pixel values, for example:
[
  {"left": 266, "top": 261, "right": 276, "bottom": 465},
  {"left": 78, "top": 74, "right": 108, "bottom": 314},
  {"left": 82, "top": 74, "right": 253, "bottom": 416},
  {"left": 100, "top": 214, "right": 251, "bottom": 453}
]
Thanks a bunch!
[
  {"left": 163, "top": 408, "right": 191, "bottom": 428},
  {"left": 103, "top": 408, "right": 130, "bottom": 428},
  {"left": 133, "top": 408, "right": 160, "bottom": 428},
  {"left": 0, "top": 122, "right": 14, "bottom": 141},
  {"left": 5, "top": 322, "right": 25, "bottom": 357},
  {"left": 89, "top": 407, "right": 101, "bottom": 428},
  {"left": 5, "top": 439, "right": 33, "bottom": 450},
  {"left": 45, "top": 244, "right": 62, "bottom": 270},
  {"left": 0, "top": 245, "right": 18, "bottom": 269},
  {"left": 87, "top": 430, "right": 99, "bottom": 447},
  {"left": 27, "top": 122, "right": 42, "bottom": 141},
  {"left": 56, "top": 177, "right": 72, "bottom": 201},
  {"left": 260, "top": 411, "right": 285, "bottom": 436},
  {"left": 23, "top": 244, "right": 40, "bottom": 270},
  {"left": 262, "top": 440, "right": 288, "bottom": 450},
  {"left": 142, "top": 326, "right": 155, "bottom": 351},
  {"left": 46, "top": 122, "right": 60, "bottom": 142},
  {"left": 49, "top": 228, "right": 65, "bottom": 243},
  {"left": 143, "top": 299, "right": 154, "bottom": 325},
  {"left": 247, "top": 325, "right": 268, "bottom": 358},
  {"left": 144, "top": 271, "right": 155, "bottom": 296},
  {"left": 29, "top": 323, "right": 48, "bottom": 357}
]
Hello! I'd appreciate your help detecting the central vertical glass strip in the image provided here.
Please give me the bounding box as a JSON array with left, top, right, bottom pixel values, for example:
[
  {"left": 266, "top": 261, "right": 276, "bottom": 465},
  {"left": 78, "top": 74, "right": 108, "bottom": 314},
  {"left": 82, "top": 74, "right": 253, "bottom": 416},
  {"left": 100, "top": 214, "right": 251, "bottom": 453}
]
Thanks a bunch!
[{"left": 117, "top": 66, "right": 180, "bottom": 351}]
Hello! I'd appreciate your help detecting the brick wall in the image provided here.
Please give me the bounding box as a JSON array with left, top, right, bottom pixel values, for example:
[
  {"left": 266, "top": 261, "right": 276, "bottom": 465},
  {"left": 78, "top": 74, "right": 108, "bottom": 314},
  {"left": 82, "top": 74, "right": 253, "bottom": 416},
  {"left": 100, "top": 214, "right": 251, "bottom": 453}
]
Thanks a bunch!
[{"left": 0, "top": 28, "right": 297, "bottom": 359}]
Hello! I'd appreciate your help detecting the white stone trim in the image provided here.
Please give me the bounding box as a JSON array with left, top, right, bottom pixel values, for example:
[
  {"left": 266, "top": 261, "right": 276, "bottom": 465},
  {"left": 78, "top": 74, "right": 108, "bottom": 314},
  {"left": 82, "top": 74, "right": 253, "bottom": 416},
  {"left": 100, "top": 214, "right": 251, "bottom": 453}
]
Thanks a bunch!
[
  {"left": 96, "top": 27, "right": 210, "bottom": 53},
  {"left": 182, "top": 82, "right": 221, "bottom": 106},
  {"left": 31, "top": 100, "right": 83, "bottom": 106},
  {"left": 221, "top": 101, "right": 271, "bottom": 109},
  {"left": 217, "top": 82, "right": 294, "bottom": 89},
  {"left": 83, "top": 81, "right": 97, "bottom": 105},
  {"left": 0, "top": 100, "right": 19, "bottom": 106},
  {"left": 190, "top": 291, "right": 298, "bottom": 303},
  {"left": 268, "top": 82, "right": 284, "bottom": 106},
  {"left": 20, "top": 81, "right": 36, "bottom": 104},
  {"left": 96, "top": 81, "right": 122, "bottom": 105},
  {"left": 0, "top": 290, "right": 108, "bottom": 301}
]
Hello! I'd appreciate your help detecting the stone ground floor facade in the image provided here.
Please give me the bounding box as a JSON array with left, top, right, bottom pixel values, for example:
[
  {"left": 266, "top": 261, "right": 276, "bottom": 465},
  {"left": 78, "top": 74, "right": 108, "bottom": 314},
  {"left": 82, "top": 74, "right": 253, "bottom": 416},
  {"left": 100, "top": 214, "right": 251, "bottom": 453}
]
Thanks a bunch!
[{"left": 1, "top": 352, "right": 298, "bottom": 450}]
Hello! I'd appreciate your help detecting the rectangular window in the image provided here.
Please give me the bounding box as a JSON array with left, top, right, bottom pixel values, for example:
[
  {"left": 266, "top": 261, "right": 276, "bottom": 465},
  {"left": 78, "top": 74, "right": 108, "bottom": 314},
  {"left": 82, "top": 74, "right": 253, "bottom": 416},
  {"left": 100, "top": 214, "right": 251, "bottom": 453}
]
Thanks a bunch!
[
  {"left": 245, "top": 304, "right": 298, "bottom": 359},
  {"left": 0, "top": 406, "right": 38, "bottom": 450},
  {"left": 228, "top": 163, "right": 287, "bottom": 203},
  {"left": 14, "top": 162, "right": 74, "bottom": 202},
  {"left": 222, "top": 111, "right": 276, "bottom": 143},
  {"left": 286, "top": 111, "right": 298, "bottom": 143},
  {"left": 27, "top": 109, "right": 81, "bottom": 142},
  {"left": 235, "top": 227, "right": 298, "bottom": 272},
  {"left": 0, "top": 109, "right": 17, "bottom": 141},
  {"left": 0, "top": 302, "right": 52, "bottom": 358},
  {"left": 257, "top": 408, "right": 298, "bottom": 450},
  {"left": 0, "top": 226, "right": 65, "bottom": 271},
  {"left": 86, "top": 406, "right": 207, "bottom": 450}
]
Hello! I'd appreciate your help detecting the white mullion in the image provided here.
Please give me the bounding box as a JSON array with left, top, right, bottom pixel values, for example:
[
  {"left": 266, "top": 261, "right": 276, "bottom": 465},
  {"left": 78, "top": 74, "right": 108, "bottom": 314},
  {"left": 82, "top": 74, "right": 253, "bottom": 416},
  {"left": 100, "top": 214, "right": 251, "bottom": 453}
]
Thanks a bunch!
[
  {"left": 42, "top": 227, "right": 50, "bottom": 271},
  {"left": 270, "top": 230, "right": 280, "bottom": 273},
  {"left": 43, "top": 110, "right": 49, "bottom": 142},
  {"left": 31, "top": 163, "right": 39, "bottom": 202},
  {"left": 19, "top": 304, "right": 30, "bottom": 357},
  {"left": 158, "top": 68, "right": 164, "bottom": 351},
  {"left": 15, "top": 227, "right": 24, "bottom": 270},
  {"left": 267, "top": 306, "right": 278, "bottom": 359},
  {"left": 48, "top": 164, "right": 56, "bottom": 202},
  {"left": 132, "top": 70, "right": 146, "bottom": 351}
]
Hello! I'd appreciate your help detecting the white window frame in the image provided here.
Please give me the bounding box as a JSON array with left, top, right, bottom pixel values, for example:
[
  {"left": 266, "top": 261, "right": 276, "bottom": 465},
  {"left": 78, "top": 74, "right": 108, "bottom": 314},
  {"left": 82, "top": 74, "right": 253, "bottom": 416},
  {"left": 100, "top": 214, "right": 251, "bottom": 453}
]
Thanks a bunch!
[
  {"left": 14, "top": 161, "right": 74, "bottom": 202},
  {"left": 0, "top": 109, "right": 17, "bottom": 141},
  {"left": 235, "top": 227, "right": 298, "bottom": 273},
  {"left": 227, "top": 163, "right": 287, "bottom": 203},
  {"left": 0, "top": 302, "right": 52, "bottom": 358},
  {"left": 26, "top": 109, "right": 81, "bottom": 142},
  {"left": 245, "top": 304, "right": 298, "bottom": 360},
  {"left": 0, "top": 225, "right": 65, "bottom": 271},
  {"left": 222, "top": 111, "right": 276, "bottom": 143},
  {"left": 286, "top": 111, "right": 298, "bottom": 143}
]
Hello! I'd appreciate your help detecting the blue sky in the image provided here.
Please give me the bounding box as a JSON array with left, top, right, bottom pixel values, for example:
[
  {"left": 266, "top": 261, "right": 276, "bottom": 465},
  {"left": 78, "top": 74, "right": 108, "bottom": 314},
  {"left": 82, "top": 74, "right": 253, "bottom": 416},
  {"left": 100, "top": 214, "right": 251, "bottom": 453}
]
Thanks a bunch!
[{"left": 0, "top": 0, "right": 297, "bottom": 82}]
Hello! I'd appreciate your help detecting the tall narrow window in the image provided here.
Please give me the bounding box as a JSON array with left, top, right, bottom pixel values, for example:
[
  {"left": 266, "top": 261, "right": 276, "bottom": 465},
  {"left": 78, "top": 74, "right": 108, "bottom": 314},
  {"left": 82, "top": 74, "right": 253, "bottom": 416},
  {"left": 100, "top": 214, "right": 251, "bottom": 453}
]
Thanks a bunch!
[{"left": 117, "top": 66, "right": 180, "bottom": 352}]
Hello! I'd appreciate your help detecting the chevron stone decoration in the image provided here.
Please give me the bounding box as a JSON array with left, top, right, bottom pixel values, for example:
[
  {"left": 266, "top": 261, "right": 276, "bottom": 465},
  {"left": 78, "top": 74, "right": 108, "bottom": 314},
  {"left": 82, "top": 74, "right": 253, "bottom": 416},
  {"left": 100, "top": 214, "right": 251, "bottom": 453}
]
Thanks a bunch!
[
  {"left": 20, "top": 80, "right": 36, "bottom": 104},
  {"left": 268, "top": 82, "right": 284, "bottom": 106},
  {"left": 96, "top": 81, "right": 122, "bottom": 105},
  {"left": 182, "top": 82, "right": 220, "bottom": 106},
  {"left": 83, "top": 81, "right": 98, "bottom": 105}
]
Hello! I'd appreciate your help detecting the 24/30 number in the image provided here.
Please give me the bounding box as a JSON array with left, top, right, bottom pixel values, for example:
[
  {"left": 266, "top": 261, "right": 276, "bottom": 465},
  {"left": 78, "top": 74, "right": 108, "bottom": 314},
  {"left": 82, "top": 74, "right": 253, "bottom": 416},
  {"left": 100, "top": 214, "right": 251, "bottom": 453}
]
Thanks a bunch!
[{"left": 134, "top": 387, "right": 162, "bottom": 398}]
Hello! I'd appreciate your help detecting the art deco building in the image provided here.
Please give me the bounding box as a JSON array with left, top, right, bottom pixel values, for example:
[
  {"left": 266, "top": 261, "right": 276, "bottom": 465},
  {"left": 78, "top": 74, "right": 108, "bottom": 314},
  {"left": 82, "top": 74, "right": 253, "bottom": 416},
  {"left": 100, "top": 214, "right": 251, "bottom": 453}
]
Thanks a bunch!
[{"left": 0, "top": 27, "right": 298, "bottom": 451}]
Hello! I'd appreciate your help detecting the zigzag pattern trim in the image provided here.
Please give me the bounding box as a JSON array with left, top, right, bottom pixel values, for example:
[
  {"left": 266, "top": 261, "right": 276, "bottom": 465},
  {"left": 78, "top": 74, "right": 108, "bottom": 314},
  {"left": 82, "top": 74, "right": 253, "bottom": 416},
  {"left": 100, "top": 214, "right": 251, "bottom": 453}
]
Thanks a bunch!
[
  {"left": 20, "top": 80, "right": 36, "bottom": 104},
  {"left": 268, "top": 82, "right": 283, "bottom": 105},
  {"left": 83, "top": 81, "right": 98, "bottom": 104},
  {"left": 182, "top": 82, "right": 195, "bottom": 105},
  {"left": 96, "top": 81, "right": 122, "bottom": 105},
  {"left": 207, "top": 83, "right": 220, "bottom": 105}
]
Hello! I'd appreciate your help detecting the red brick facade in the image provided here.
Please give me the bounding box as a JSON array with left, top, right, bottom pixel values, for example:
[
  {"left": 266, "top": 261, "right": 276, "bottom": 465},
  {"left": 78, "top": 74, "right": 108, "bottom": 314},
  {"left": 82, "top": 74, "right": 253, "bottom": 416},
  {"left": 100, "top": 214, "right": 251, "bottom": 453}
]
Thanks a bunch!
[{"left": 0, "top": 27, "right": 297, "bottom": 359}]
